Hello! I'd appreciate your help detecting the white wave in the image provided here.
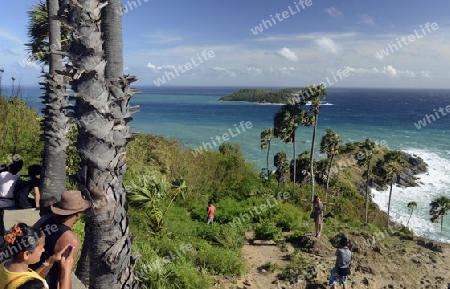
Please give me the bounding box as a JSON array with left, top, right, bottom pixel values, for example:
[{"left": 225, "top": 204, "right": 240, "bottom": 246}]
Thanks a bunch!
[{"left": 371, "top": 149, "right": 450, "bottom": 243}]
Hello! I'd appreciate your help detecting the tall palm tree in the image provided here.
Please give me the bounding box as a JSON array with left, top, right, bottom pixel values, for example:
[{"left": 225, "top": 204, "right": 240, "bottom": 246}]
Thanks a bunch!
[
  {"left": 358, "top": 139, "right": 376, "bottom": 224},
  {"left": 429, "top": 196, "right": 450, "bottom": 238},
  {"left": 301, "top": 84, "right": 327, "bottom": 202},
  {"left": 274, "top": 151, "right": 289, "bottom": 186},
  {"left": 26, "top": 0, "right": 70, "bottom": 209},
  {"left": 407, "top": 201, "right": 417, "bottom": 226},
  {"left": 319, "top": 128, "right": 340, "bottom": 209},
  {"left": 382, "top": 150, "right": 406, "bottom": 231},
  {"left": 274, "top": 104, "right": 304, "bottom": 184},
  {"left": 68, "top": 0, "right": 139, "bottom": 287},
  {"left": 260, "top": 128, "right": 274, "bottom": 179}
]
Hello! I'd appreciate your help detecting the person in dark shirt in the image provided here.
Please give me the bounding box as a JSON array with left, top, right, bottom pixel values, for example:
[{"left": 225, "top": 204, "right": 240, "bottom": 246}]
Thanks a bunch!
[
  {"left": 329, "top": 236, "right": 352, "bottom": 289},
  {"left": 33, "top": 190, "right": 91, "bottom": 289}
]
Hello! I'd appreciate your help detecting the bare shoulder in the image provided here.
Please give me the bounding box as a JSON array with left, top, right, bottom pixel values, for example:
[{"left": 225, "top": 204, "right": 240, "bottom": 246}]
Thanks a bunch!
[{"left": 55, "top": 230, "right": 81, "bottom": 252}]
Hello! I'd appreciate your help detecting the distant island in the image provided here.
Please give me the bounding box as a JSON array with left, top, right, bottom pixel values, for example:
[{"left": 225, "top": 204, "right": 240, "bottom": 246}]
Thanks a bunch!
[{"left": 219, "top": 88, "right": 303, "bottom": 104}]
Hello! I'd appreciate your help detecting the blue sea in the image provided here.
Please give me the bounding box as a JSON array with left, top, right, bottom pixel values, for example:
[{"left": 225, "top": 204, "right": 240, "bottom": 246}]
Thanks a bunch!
[{"left": 19, "top": 85, "right": 450, "bottom": 243}]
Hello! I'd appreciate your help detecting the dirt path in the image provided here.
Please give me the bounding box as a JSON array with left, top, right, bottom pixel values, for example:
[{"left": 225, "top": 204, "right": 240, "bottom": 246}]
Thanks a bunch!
[{"left": 214, "top": 231, "right": 297, "bottom": 289}]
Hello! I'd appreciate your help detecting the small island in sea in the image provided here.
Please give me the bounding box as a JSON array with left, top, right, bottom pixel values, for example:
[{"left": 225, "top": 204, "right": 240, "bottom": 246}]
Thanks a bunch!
[{"left": 219, "top": 88, "right": 304, "bottom": 104}]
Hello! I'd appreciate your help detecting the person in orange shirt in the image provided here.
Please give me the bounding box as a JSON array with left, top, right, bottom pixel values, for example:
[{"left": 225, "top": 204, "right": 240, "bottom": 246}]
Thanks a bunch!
[{"left": 206, "top": 201, "right": 216, "bottom": 225}]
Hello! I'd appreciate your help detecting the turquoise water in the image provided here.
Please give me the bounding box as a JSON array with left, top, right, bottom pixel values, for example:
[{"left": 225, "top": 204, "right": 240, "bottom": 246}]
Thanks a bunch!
[
  {"left": 21, "top": 85, "right": 450, "bottom": 242},
  {"left": 131, "top": 86, "right": 450, "bottom": 243}
]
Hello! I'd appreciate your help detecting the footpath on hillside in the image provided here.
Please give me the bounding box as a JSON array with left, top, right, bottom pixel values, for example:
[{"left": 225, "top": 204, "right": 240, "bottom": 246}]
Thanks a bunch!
[
  {"left": 213, "top": 229, "right": 450, "bottom": 289},
  {"left": 4, "top": 208, "right": 87, "bottom": 289}
]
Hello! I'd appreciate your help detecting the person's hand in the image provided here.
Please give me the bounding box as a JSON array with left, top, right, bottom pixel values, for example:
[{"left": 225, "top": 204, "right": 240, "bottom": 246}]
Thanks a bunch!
[
  {"left": 60, "top": 246, "right": 75, "bottom": 273},
  {"left": 51, "top": 244, "right": 73, "bottom": 264}
]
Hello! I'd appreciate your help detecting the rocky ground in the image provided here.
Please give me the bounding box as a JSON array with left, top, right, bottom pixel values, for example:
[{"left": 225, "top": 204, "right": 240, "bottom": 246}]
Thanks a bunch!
[{"left": 213, "top": 230, "right": 450, "bottom": 289}]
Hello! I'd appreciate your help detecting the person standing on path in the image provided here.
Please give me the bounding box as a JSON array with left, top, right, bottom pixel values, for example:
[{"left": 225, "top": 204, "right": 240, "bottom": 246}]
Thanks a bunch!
[
  {"left": 303, "top": 195, "right": 335, "bottom": 237},
  {"left": 206, "top": 201, "right": 216, "bottom": 225}
]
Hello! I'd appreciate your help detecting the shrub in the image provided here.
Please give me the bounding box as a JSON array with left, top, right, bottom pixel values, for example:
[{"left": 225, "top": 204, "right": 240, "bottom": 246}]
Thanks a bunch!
[
  {"left": 193, "top": 241, "right": 246, "bottom": 276},
  {"left": 254, "top": 219, "right": 282, "bottom": 240}
]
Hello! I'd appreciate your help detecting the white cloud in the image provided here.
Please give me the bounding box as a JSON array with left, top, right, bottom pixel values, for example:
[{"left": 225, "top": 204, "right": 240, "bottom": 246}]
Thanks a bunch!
[
  {"left": 252, "top": 32, "right": 356, "bottom": 42},
  {"left": 325, "top": 7, "right": 343, "bottom": 18},
  {"left": 359, "top": 14, "right": 375, "bottom": 26},
  {"left": 147, "top": 62, "right": 170, "bottom": 70},
  {"left": 277, "top": 48, "right": 299, "bottom": 62},
  {"left": 421, "top": 71, "right": 431, "bottom": 78},
  {"left": 344, "top": 65, "right": 417, "bottom": 78},
  {"left": 213, "top": 66, "right": 237, "bottom": 77},
  {"left": 245, "top": 66, "right": 263, "bottom": 74},
  {"left": 315, "top": 37, "right": 340, "bottom": 54}
]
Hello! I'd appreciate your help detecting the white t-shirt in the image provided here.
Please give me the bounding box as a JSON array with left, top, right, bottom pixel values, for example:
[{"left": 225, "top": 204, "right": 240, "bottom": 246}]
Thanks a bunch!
[{"left": 0, "top": 171, "right": 20, "bottom": 207}]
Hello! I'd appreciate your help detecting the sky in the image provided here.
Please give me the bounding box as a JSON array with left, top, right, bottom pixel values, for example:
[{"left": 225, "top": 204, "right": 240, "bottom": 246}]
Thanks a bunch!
[{"left": 1, "top": 0, "right": 450, "bottom": 88}]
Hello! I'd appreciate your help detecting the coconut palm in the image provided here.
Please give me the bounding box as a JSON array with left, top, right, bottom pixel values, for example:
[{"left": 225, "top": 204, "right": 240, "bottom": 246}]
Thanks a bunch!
[
  {"left": 429, "top": 196, "right": 450, "bottom": 238},
  {"left": 66, "top": 0, "right": 139, "bottom": 287},
  {"left": 274, "top": 104, "right": 305, "bottom": 183},
  {"left": 26, "top": 0, "right": 70, "bottom": 209},
  {"left": 358, "top": 139, "right": 376, "bottom": 224},
  {"left": 382, "top": 150, "right": 406, "bottom": 230},
  {"left": 301, "top": 84, "right": 327, "bottom": 202},
  {"left": 261, "top": 128, "right": 274, "bottom": 179},
  {"left": 274, "top": 151, "right": 289, "bottom": 186},
  {"left": 319, "top": 128, "right": 340, "bottom": 209},
  {"left": 407, "top": 201, "right": 417, "bottom": 226}
]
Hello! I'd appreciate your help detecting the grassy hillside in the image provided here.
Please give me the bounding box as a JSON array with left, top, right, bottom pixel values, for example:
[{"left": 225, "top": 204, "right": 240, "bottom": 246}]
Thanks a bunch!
[
  {"left": 2, "top": 93, "right": 444, "bottom": 288},
  {"left": 123, "top": 134, "right": 429, "bottom": 288}
]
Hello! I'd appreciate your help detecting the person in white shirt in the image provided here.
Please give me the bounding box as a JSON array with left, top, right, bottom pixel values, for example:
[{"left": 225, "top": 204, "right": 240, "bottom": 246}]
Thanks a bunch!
[
  {"left": 0, "top": 159, "right": 24, "bottom": 235},
  {"left": 0, "top": 159, "right": 24, "bottom": 208}
]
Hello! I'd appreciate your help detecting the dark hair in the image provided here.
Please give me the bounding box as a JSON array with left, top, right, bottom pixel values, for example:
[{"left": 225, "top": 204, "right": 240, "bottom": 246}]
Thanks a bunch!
[
  {"left": 0, "top": 163, "right": 7, "bottom": 173},
  {"left": 54, "top": 212, "right": 80, "bottom": 223},
  {"left": 3, "top": 223, "right": 43, "bottom": 256},
  {"left": 17, "top": 278, "right": 46, "bottom": 289},
  {"left": 28, "top": 165, "right": 42, "bottom": 177},
  {"left": 340, "top": 237, "right": 349, "bottom": 247},
  {"left": 8, "top": 159, "right": 24, "bottom": 175},
  {"left": 313, "top": 195, "right": 320, "bottom": 203}
]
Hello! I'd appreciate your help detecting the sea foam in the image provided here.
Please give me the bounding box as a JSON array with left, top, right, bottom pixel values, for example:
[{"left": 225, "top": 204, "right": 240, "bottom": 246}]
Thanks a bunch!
[{"left": 371, "top": 149, "right": 450, "bottom": 243}]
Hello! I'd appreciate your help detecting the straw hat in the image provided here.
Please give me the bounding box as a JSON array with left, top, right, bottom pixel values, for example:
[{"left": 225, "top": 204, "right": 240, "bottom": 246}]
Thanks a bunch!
[{"left": 51, "top": 190, "right": 91, "bottom": 216}]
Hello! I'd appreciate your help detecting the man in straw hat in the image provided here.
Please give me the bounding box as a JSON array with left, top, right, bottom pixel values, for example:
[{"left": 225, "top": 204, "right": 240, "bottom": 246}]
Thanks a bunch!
[{"left": 32, "top": 190, "right": 91, "bottom": 289}]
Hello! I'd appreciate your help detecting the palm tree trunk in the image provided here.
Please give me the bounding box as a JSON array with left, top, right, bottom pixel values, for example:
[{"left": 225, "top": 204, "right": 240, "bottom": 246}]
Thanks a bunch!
[
  {"left": 40, "top": 0, "right": 69, "bottom": 209},
  {"left": 387, "top": 183, "right": 393, "bottom": 231},
  {"left": 364, "top": 157, "right": 372, "bottom": 224},
  {"left": 441, "top": 216, "right": 444, "bottom": 238},
  {"left": 75, "top": 221, "right": 90, "bottom": 285},
  {"left": 67, "top": 1, "right": 138, "bottom": 288},
  {"left": 293, "top": 133, "right": 296, "bottom": 184},
  {"left": 266, "top": 141, "right": 270, "bottom": 178},
  {"left": 324, "top": 154, "right": 334, "bottom": 212},
  {"left": 310, "top": 114, "right": 318, "bottom": 202}
]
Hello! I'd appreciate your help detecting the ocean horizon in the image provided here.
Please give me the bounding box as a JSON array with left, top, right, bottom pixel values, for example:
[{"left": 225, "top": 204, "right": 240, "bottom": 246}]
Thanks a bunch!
[{"left": 15, "top": 85, "right": 450, "bottom": 243}]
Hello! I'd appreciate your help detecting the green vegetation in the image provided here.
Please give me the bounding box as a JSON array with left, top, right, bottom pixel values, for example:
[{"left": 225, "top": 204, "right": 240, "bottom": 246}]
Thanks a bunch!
[
  {"left": 219, "top": 88, "right": 303, "bottom": 104},
  {"left": 0, "top": 96, "right": 43, "bottom": 171},
  {"left": 0, "top": 89, "right": 430, "bottom": 289}
]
